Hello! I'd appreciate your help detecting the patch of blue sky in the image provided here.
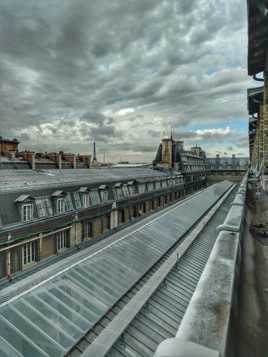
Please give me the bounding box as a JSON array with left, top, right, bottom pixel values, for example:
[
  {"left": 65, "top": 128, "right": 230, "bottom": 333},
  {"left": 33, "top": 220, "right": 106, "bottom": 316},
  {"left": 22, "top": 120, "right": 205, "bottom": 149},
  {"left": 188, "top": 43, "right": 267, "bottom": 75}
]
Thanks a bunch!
[{"left": 184, "top": 118, "right": 247, "bottom": 133}]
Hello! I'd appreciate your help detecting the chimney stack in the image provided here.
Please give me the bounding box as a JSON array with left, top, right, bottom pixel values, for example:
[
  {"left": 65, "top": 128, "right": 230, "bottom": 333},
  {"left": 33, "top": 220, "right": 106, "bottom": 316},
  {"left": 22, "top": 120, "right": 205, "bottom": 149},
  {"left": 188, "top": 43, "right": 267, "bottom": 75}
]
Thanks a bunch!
[
  {"left": 57, "top": 152, "right": 62, "bottom": 170},
  {"left": 32, "top": 152, "right": 36, "bottom": 170},
  {"left": 73, "top": 155, "right": 77, "bottom": 169}
]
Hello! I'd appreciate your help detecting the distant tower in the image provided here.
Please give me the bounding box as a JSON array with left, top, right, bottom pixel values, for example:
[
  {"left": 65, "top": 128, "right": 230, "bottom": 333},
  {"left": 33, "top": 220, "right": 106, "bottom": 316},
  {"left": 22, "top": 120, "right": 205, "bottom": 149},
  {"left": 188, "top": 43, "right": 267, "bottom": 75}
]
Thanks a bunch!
[{"left": 92, "top": 139, "right": 97, "bottom": 164}]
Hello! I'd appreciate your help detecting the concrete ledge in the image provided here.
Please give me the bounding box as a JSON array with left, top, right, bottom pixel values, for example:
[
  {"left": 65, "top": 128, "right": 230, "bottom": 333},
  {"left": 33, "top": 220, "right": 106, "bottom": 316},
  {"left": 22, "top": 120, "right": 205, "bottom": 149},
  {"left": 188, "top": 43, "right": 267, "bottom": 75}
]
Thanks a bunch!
[
  {"left": 154, "top": 174, "right": 247, "bottom": 357},
  {"left": 217, "top": 205, "right": 244, "bottom": 232},
  {"left": 232, "top": 193, "right": 245, "bottom": 207},
  {"left": 154, "top": 338, "right": 220, "bottom": 357},
  {"left": 175, "top": 230, "right": 240, "bottom": 356}
]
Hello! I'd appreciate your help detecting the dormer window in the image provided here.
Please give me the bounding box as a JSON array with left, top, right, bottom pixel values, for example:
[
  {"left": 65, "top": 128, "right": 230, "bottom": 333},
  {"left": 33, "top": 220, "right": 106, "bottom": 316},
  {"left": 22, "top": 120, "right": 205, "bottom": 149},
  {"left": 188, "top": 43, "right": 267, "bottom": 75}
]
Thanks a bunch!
[
  {"left": 122, "top": 184, "right": 129, "bottom": 197},
  {"left": 15, "top": 194, "right": 35, "bottom": 223},
  {"left": 65, "top": 193, "right": 74, "bottom": 211},
  {"left": 52, "top": 190, "right": 67, "bottom": 214},
  {"left": 113, "top": 183, "right": 124, "bottom": 200},
  {"left": 56, "top": 198, "right": 65, "bottom": 214},
  {"left": 78, "top": 187, "right": 91, "bottom": 208},
  {"left": 162, "top": 180, "right": 167, "bottom": 188},
  {"left": 147, "top": 182, "right": 154, "bottom": 191},
  {"left": 89, "top": 189, "right": 101, "bottom": 205},
  {"left": 99, "top": 185, "right": 109, "bottom": 201},
  {"left": 22, "top": 203, "right": 33, "bottom": 222},
  {"left": 73, "top": 192, "right": 82, "bottom": 209},
  {"left": 127, "top": 181, "right": 137, "bottom": 196},
  {"left": 138, "top": 183, "right": 146, "bottom": 194},
  {"left": 155, "top": 181, "right": 161, "bottom": 190},
  {"left": 83, "top": 193, "right": 90, "bottom": 208}
]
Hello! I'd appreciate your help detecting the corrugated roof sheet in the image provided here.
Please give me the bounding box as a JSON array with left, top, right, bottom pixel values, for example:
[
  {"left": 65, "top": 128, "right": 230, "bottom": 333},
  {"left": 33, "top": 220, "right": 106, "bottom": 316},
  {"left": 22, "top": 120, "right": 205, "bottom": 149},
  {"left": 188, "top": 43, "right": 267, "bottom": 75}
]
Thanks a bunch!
[
  {"left": 0, "top": 182, "right": 231, "bottom": 357},
  {"left": 106, "top": 186, "right": 235, "bottom": 357}
]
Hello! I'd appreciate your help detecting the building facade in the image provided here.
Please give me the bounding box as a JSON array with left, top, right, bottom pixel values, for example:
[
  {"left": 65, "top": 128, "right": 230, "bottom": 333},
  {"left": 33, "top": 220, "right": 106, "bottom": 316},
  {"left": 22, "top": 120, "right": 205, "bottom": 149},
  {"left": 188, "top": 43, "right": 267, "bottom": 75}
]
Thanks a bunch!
[
  {"left": 154, "top": 137, "right": 207, "bottom": 175},
  {"left": 0, "top": 136, "right": 91, "bottom": 170},
  {"left": 0, "top": 168, "right": 207, "bottom": 279},
  {"left": 207, "top": 155, "right": 249, "bottom": 171}
]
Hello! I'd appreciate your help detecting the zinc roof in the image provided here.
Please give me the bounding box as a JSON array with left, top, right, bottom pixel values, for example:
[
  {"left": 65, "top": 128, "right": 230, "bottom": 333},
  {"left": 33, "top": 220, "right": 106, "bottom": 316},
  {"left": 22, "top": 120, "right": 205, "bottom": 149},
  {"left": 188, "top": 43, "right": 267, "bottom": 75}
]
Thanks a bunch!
[
  {"left": 0, "top": 181, "right": 231, "bottom": 357},
  {"left": 0, "top": 168, "right": 168, "bottom": 193}
]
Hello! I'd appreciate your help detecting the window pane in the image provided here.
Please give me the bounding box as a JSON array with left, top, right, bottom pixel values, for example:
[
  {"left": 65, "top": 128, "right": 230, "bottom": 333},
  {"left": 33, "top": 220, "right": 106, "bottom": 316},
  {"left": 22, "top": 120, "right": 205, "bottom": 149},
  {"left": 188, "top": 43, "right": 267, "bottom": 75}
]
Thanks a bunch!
[
  {"left": 65, "top": 193, "right": 73, "bottom": 211},
  {"left": 73, "top": 192, "right": 82, "bottom": 209},
  {"left": 45, "top": 198, "right": 53, "bottom": 216},
  {"left": 89, "top": 191, "right": 100, "bottom": 205},
  {"left": 100, "top": 190, "right": 108, "bottom": 201}
]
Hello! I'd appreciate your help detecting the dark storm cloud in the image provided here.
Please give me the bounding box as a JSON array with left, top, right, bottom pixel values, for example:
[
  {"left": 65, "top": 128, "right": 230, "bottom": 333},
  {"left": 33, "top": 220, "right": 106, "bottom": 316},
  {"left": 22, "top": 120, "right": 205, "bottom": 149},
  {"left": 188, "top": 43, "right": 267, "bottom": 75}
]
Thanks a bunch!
[{"left": 0, "top": 0, "right": 248, "bottom": 158}]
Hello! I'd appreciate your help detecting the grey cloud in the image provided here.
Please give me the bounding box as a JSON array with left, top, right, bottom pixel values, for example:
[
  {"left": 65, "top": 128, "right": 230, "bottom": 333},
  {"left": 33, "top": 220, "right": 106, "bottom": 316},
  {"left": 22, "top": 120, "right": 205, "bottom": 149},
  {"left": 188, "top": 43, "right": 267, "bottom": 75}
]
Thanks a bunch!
[
  {"left": 0, "top": 0, "right": 248, "bottom": 159},
  {"left": 90, "top": 125, "right": 117, "bottom": 143},
  {"left": 109, "top": 143, "right": 156, "bottom": 154}
]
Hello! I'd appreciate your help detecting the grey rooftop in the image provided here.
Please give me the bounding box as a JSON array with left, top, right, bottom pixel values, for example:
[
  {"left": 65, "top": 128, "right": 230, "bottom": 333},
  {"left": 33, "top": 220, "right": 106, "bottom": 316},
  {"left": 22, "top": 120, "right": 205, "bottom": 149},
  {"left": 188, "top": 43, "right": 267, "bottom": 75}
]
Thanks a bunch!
[
  {"left": 0, "top": 181, "right": 231, "bottom": 357},
  {"left": 0, "top": 167, "right": 169, "bottom": 192}
]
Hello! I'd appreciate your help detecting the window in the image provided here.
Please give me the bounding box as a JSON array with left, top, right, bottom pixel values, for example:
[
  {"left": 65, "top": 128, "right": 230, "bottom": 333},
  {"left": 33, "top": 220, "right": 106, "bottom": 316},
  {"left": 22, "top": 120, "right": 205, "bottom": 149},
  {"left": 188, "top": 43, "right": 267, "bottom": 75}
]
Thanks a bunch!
[
  {"left": 106, "top": 215, "right": 111, "bottom": 230},
  {"left": 99, "top": 189, "right": 109, "bottom": 201},
  {"left": 56, "top": 198, "right": 65, "bottom": 214},
  {"left": 113, "top": 187, "right": 124, "bottom": 200},
  {"left": 35, "top": 198, "right": 47, "bottom": 218},
  {"left": 89, "top": 190, "right": 101, "bottom": 205},
  {"left": 73, "top": 192, "right": 82, "bottom": 209},
  {"left": 98, "top": 215, "right": 110, "bottom": 232},
  {"left": 122, "top": 185, "right": 129, "bottom": 197},
  {"left": 138, "top": 184, "right": 146, "bottom": 194},
  {"left": 121, "top": 209, "right": 125, "bottom": 223},
  {"left": 147, "top": 182, "right": 154, "bottom": 191},
  {"left": 155, "top": 181, "right": 161, "bottom": 190},
  {"left": 23, "top": 241, "right": 37, "bottom": 265},
  {"left": 133, "top": 206, "right": 138, "bottom": 218},
  {"left": 82, "top": 193, "right": 90, "bottom": 208},
  {"left": 22, "top": 203, "right": 33, "bottom": 222},
  {"left": 162, "top": 181, "right": 167, "bottom": 188},
  {"left": 142, "top": 202, "right": 146, "bottom": 213},
  {"left": 84, "top": 222, "right": 93, "bottom": 239},
  {"left": 65, "top": 193, "right": 74, "bottom": 211},
  {"left": 117, "top": 188, "right": 124, "bottom": 200},
  {"left": 128, "top": 185, "right": 136, "bottom": 196},
  {"left": 44, "top": 198, "right": 53, "bottom": 216},
  {"left": 56, "top": 230, "right": 68, "bottom": 251}
]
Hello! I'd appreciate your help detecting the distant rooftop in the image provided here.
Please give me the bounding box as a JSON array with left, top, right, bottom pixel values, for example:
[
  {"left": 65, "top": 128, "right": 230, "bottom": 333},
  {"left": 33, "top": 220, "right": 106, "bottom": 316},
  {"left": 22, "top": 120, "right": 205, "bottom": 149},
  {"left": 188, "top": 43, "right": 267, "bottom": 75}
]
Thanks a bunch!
[{"left": 0, "top": 167, "right": 169, "bottom": 193}]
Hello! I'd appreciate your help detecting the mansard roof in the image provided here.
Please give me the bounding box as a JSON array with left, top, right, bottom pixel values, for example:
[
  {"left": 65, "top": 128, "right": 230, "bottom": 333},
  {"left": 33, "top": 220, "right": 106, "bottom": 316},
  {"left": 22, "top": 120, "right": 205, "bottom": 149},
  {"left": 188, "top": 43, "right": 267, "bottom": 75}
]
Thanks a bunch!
[
  {"left": 0, "top": 168, "right": 169, "bottom": 228},
  {"left": 0, "top": 168, "right": 167, "bottom": 193}
]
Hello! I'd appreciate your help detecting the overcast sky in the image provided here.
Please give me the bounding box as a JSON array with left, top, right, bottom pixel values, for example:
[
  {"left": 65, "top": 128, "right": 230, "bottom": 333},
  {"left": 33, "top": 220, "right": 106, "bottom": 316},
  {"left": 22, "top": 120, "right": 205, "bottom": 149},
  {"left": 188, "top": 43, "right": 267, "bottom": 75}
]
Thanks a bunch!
[{"left": 0, "top": 0, "right": 250, "bottom": 162}]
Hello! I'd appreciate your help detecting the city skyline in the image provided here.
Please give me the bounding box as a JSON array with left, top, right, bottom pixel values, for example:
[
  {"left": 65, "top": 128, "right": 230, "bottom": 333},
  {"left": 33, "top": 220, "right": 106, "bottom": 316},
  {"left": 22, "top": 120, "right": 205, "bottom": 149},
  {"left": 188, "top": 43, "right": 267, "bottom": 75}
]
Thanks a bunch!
[{"left": 0, "top": 0, "right": 250, "bottom": 162}]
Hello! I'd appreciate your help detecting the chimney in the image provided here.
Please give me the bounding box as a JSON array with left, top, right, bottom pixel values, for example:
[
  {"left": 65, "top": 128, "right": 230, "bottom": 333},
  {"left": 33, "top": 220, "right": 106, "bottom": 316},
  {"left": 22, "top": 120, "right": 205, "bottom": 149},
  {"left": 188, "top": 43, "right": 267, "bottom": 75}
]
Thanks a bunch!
[
  {"left": 57, "top": 152, "right": 62, "bottom": 170},
  {"left": 73, "top": 155, "right": 77, "bottom": 169},
  {"left": 32, "top": 152, "right": 36, "bottom": 170}
]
